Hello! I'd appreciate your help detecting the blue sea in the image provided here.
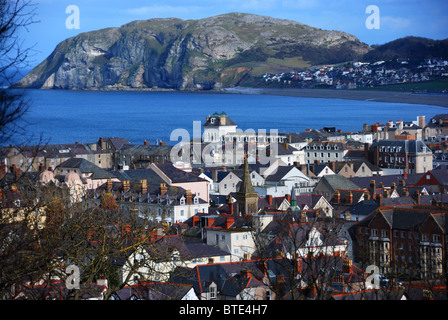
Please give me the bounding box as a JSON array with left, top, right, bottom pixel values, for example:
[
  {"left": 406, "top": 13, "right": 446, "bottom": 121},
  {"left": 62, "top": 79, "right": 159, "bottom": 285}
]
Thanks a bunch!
[{"left": 10, "top": 88, "right": 447, "bottom": 146}]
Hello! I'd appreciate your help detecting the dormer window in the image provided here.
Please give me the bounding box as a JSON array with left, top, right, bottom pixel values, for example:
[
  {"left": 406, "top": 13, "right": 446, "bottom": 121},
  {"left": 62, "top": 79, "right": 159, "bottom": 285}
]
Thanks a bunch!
[
  {"left": 180, "top": 196, "right": 185, "bottom": 205},
  {"left": 210, "top": 117, "right": 215, "bottom": 124},
  {"left": 194, "top": 195, "right": 199, "bottom": 204}
]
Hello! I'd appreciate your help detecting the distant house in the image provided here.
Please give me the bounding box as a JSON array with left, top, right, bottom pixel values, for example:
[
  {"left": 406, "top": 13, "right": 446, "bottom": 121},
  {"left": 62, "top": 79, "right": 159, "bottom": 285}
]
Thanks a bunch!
[
  {"left": 304, "top": 141, "right": 347, "bottom": 164},
  {"left": 352, "top": 160, "right": 383, "bottom": 177},
  {"left": 414, "top": 165, "right": 448, "bottom": 189},
  {"left": 206, "top": 227, "right": 256, "bottom": 262},
  {"left": 110, "top": 281, "right": 198, "bottom": 300},
  {"left": 171, "top": 259, "right": 277, "bottom": 300},
  {"left": 151, "top": 163, "right": 210, "bottom": 202},
  {"left": 266, "top": 142, "right": 302, "bottom": 166},
  {"left": 54, "top": 158, "right": 119, "bottom": 190},
  {"left": 293, "top": 194, "right": 334, "bottom": 217},
  {"left": 122, "top": 236, "right": 231, "bottom": 284},
  {"left": 117, "top": 144, "right": 174, "bottom": 170},
  {"left": 314, "top": 174, "right": 362, "bottom": 202},
  {"left": 354, "top": 206, "right": 447, "bottom": 278},
  {"left": 368, "top": 139, "right": 433, "bottom": 174},
  {"left": 96, "top": 176, "right": 209, "bottom": 224}
]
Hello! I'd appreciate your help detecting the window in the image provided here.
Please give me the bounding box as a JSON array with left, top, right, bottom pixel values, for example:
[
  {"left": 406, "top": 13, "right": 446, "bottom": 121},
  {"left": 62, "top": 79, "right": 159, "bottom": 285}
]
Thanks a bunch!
[
  {"left": 371, "top": 229, "right": 378, "bottom": 237},
  {"left": 209, "top": 285, "right": 217, "bottom": 299},
  {"left": 433, "top": 234, "right": 441, "bottom": 243},
  {"left": 381, "top": 230, "right": 388, "bottom": 238},
  {"left": 180, "top": 209, "right": 185, "bottom": 217}
]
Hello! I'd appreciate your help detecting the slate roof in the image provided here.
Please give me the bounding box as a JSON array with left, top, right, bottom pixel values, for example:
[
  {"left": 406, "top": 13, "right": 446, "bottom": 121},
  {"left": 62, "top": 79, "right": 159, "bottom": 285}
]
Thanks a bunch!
[
  {"left": 294, "top": 194, "right": 327, "bottom": 210},
  {"left": 203, "top": 112, "right": 237, "bottom": 127},
  {"left": 154, "top": 163, "right": 206, "bottom": 183},
  {"left": 109, "top": 169, "right": 165, "bottom": 185},
  {"left": 267, "top": 143, "right": 299, "bottom": 155},
  {"left": 56, "top": 158, "right": 117, "bottom": 179},
  {"left": 317, "top": 175, "right": 361, "bottom": 192},
  {"left": 119, "top": 144, "right": 173, "bottom": 156},
  {"left": 349, "top": 173, "right": 423, "bottom": 189},
  {"left": 144, "top": 236, "right": 230, "bottom": 262},
  {"left": 357, "top": 207, "right": 444, "bottom": 232},
  {"left": 171, "top": 258, "right": 288, "bottom": 296},
  {"left": 112, "top": 281, "right": 195, "bottom": 300},
  {"left": 370, "top": 139, "right": 431, "bottom": 154}
]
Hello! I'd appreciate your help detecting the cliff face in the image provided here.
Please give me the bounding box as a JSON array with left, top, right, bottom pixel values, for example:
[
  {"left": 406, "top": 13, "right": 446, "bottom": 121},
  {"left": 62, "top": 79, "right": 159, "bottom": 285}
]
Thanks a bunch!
[{"left": 15, "top": 13, "right": 371, "bottom": 90}]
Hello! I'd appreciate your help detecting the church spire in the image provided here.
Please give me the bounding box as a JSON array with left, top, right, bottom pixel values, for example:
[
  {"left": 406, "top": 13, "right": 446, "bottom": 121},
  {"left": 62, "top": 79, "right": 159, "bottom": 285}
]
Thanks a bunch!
[
  {"left": 235, "top": 157, "right": 258, "bottom": 216},
  {"left": 238, "top": 156, "right": 256, "bottom": 194}
]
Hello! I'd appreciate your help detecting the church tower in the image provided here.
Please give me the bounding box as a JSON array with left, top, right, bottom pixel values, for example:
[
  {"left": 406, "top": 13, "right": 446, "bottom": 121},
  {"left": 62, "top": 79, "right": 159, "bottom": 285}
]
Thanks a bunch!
[{"left": 235, "top": 157, "right": 259, "bottom": 216}]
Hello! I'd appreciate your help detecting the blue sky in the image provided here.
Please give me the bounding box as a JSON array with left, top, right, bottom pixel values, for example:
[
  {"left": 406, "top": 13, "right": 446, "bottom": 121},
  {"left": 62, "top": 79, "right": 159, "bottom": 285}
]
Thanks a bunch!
[{"left": 19, "top": 0, "right": 448, "bottom": 68}]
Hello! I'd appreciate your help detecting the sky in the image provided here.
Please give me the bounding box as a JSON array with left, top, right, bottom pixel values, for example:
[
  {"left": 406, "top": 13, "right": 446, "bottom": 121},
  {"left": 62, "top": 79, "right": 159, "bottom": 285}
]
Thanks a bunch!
[{"left": 17, "top": 0, "right": 448, "bottom": 69}]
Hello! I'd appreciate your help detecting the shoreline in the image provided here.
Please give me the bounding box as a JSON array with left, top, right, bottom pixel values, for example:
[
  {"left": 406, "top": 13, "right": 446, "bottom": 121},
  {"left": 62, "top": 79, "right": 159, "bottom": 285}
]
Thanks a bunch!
[
  {"left": 13, "top": 86, "right": 448, "bottom": 108},
  {"left": 217, "top": 87, "right": 448, "bottom": 108}
]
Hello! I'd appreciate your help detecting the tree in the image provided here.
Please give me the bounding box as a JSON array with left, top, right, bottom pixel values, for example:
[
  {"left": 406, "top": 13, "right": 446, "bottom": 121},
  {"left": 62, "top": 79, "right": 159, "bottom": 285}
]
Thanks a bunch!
[{"left": 0, "top": 0, "right": 37, "bottom": 145}]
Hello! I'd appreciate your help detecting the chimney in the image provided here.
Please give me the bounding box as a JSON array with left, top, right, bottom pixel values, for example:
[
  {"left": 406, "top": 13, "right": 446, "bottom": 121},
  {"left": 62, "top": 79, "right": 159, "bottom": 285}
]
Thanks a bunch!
[
  {"left": 344, "top": 211, "right": 351, "bottom": 221},
  {"left": 220, "top": 115, "right": 226, "bottom": 125},
  {"left": 186, "top": 190, "right": 192, "bottom": 204},
  {"left": 399, "top": 179, "right": 406, "bottom": 187},
  {"left": 226, "top": 216, "right": 234, "bottom": 229},
  {"left": 364, "top": 143, "right": 370, "bottom": 161},
  {"left": 241, "top": 269, "right": 252, "bottom": 278},
  {"left": 267, "top": 195, "right": 273, "bottom": 206},
  {"left": 212, "top": 168, "right": 218, "bottom": 182},
  {"left": 391, "top": 182, "right": 396, "bottom": 191},
  {"left": 160, "top": 141, "right": 166, "bottom": 146},
  {"left": 414, "top": 190, "right": 421, "bottom": 205},
  {"left": 370, "top": 180, "right": 376, "bottom": 196},
  {"left": 125, "top": 180, "right": 131, "bottom": 191},
  {"left": 38, "top": 163, "right": 44, "bottom": 173},
  {"left": 346, "top": 191, "right": 353, "bottom": 204},
  {"left": 107, "top": 178, "right": 112, "bottom": 193},
  {"left": 192, "top": 215, "right": 200, "bottom": 227},
  {"left": 295, "top": 255, "right": 303, "bottom": 273},
  {"left": 227, "top": 194, "right": 234, "bottom": 214},
  {"left": 159, "top": 183, "right": 167, "bottom": 196},
  {"left": 285, "top": 193, "right": 291, "bottom": 203},
  {"left": 140, "top": 179, "right": 147, "bottom": 194},
  {"left": 99, "top": 137, "right": 104, "bottom": 149},
  {"left": 333, "top": 190, "right": 341, "bottom": 204},
  {"left": 402, "top": 187, "right": 409, "bottom": 197},
  {"left": 144, "top": 140, "right": 150, "bottom": 146},
  {"left": 342, "top": 259, "right": 354, "bottom": 274},
  {"left": 376, "top": 193, "right": 382, "bottom": 206},
  {"left": 418, "top": 115, "right": 426, "bottom": 129},
  {"left": 330, "top": 161, "right": 336, "bottom": 173}
]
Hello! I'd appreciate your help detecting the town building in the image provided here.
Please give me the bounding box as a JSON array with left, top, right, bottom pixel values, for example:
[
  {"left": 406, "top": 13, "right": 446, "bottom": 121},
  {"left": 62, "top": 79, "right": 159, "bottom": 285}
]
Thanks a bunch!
[{"left": 368, "top": 139, "right": 433, "bottom": 174}]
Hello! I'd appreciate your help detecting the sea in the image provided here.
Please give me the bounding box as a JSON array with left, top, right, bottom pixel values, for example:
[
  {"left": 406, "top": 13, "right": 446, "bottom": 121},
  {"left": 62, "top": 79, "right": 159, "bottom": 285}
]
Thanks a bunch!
[{"left": 9, "top": 88, "right": 448, "bottom": 147}]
